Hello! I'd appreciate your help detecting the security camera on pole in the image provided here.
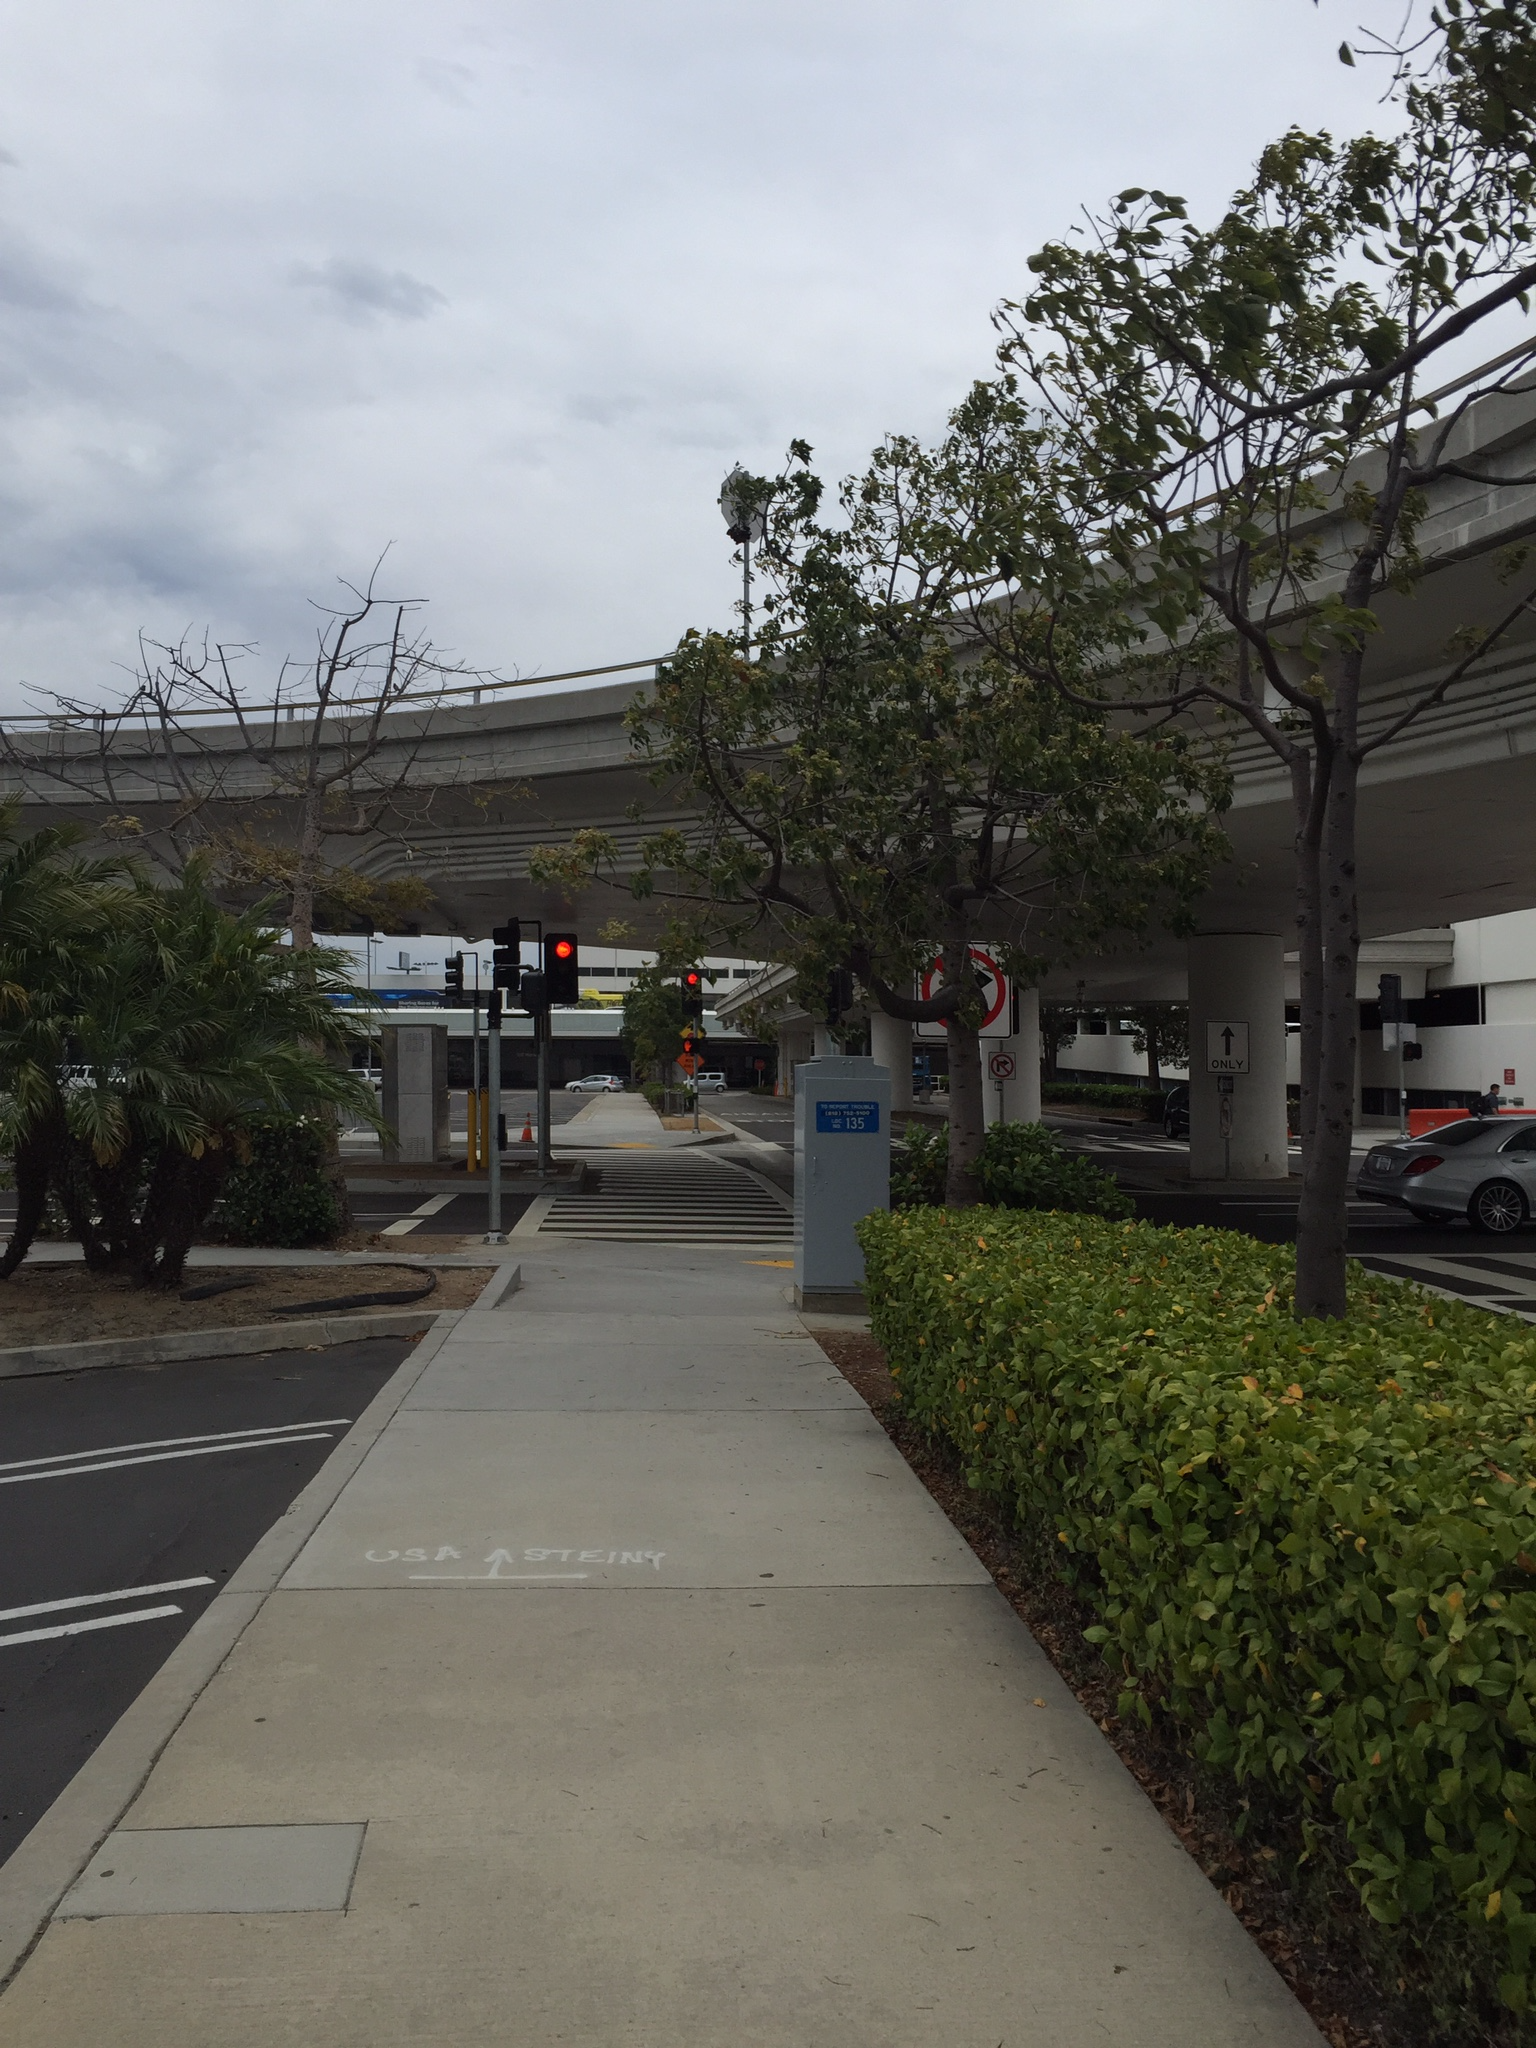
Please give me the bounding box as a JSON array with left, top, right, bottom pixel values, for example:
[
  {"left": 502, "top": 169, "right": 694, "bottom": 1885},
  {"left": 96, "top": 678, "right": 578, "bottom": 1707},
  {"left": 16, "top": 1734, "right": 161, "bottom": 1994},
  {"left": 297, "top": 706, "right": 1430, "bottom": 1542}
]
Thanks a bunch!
[{"left": 719, "top": 467, "right": 767, "bottom": 656}]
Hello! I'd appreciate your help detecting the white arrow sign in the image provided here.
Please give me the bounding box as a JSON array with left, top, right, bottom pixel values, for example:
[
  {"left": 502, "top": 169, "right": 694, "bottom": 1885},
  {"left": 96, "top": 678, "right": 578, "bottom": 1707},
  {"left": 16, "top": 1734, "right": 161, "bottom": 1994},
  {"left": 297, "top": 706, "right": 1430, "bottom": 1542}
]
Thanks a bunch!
[{"left": 1206, "top": 1021, "right": 1250, "bottom": 1074}]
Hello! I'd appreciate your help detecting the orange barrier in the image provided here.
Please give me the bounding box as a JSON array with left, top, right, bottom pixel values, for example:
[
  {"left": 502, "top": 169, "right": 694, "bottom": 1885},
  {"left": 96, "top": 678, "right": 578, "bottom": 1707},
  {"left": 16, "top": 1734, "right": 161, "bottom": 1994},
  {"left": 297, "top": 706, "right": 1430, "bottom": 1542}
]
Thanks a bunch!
[{"left": 1406, "top": 1106, "right": 1527, "bottom": 1137}]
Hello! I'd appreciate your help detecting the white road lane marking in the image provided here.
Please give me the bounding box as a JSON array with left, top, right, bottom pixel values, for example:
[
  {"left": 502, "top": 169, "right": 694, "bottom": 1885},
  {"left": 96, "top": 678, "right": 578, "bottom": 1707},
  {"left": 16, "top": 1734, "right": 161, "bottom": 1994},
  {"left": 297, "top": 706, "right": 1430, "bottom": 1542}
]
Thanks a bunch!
[
  {"left": 0, "top": 1604, "right": 185, "bottom": 1650},
  {"left": 382, "top": 1191, "right": 459, "bottom": 1236},
  {"left": 0, "top": 1576, "right": 214, "bottom": 1626},
  {"left": 0, "top": 1418, "right": 354, "bottom": 1477},
  {"left": 0, "top": 1432, "right": 338, "bottom": 1487}
]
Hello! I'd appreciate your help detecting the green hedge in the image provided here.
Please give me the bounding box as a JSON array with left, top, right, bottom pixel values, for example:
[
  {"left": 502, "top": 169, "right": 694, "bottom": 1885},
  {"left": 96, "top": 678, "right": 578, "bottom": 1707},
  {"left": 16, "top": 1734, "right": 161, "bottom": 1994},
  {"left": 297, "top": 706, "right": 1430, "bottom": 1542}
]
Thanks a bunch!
[
  {"left": 1042, "top": 1080, "right": 1167, "bottom": 1114},
  {"left": 891, "top": 1120, "right": 1131, "bottom": 1219},
  {"left": 857, "top": 1204, "right": 1536, "bottom": 2011}
]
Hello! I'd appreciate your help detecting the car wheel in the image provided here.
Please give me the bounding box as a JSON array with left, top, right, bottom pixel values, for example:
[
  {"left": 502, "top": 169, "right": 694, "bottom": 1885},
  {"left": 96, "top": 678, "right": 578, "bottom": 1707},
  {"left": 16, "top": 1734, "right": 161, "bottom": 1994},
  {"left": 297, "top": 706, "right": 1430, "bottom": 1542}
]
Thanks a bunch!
[{"left": 1469, "top": 1180, "right": 1529, "bottom": 1235}]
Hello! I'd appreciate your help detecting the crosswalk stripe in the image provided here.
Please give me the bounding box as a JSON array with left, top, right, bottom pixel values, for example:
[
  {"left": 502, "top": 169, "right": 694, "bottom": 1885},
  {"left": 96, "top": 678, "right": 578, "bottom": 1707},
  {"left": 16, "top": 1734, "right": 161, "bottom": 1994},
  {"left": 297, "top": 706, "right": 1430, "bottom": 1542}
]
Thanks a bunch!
[{"left": 539, "top": 1160, "right": 793, "bottom": 1242}]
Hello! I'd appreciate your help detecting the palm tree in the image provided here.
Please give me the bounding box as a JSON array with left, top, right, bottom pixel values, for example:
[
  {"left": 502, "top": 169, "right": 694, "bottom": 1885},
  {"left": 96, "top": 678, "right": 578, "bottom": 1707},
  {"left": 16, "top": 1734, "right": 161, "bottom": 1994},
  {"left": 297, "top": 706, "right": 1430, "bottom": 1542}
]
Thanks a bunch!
[
  {"left": 0, "top": 806, "right": 133, "bottom": 1277},
  {"left": 0, "top": 828, "right": 380, "bottom": 1286}
]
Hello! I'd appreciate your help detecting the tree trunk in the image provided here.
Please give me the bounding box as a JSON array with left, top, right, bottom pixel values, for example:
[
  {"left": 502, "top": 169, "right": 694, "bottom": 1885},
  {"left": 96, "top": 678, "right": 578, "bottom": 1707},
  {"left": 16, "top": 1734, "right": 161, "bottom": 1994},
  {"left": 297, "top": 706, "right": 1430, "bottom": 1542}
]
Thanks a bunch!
[
  {"left": 1292, "top": 754, "right": 1323, "bottom": 1157},
  {"left": 288, "top": 797, "right": 322, "bottom": 952},
  {"left": 942, "top": 928, "right": 984, "bottom": 1205},
  {"left": 0, "top": 1122, "right": 56, "bottom": 1279},
  {"left": 286, "top": 817, "right": 355, "bottom": 1233},
  {"left": 1293, "top": 747, "right": 1359, "bottom": 1320}
]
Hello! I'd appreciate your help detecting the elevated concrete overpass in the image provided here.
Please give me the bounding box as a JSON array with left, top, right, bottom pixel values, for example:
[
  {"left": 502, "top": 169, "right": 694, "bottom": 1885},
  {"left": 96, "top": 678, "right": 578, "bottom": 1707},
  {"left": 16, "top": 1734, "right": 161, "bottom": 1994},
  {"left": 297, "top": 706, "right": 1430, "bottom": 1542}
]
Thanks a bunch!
[{"left": 5, "top": 380, "right": 1536, "bottom": 1172}]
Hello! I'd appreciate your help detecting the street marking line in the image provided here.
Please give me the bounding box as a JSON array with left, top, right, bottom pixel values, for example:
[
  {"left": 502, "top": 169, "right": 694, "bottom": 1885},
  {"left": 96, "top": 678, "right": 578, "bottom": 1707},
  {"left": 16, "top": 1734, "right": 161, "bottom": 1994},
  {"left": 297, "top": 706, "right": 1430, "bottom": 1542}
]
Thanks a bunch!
[
  {"left": 0, "top": 1577, "right": 214, "bottom": 1626},
  {"left": 382, "top": 1191, "right": 460, "bottom": 1236},
  {"left": 510, "top": 1194, "right": 560, "bottom": 1237},
  {"left": 0, "top": 1433, "right": 337, "bottom": 1487},
  {"left": 0, "top": 1419, "right": 354, "bottom": 1477},
  {"left": 0, "top": 1604, "right": 185, "bottom": 1650}
]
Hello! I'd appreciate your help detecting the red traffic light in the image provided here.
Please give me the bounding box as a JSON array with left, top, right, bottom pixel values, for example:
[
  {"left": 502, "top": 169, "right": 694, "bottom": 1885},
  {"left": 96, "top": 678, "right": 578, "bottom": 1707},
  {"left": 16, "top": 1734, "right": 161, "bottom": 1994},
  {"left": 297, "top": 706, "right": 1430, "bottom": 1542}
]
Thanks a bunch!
[
  {"left": 553, "top": 938, "right": 574, "bottom": 960},
  {"left": 683, "top": 970, "right": 701, "bottom": 988}
]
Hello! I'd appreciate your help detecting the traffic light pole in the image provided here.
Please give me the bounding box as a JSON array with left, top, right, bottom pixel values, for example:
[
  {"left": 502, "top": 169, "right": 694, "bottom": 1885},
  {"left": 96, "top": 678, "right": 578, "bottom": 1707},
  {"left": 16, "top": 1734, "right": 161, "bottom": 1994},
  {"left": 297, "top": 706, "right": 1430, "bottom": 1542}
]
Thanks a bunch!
[
  {"left": 537, "top": 1010, "right": 552, "bottom": 1180},
  {"left": 471, "top": 953, "right": 482, "bottom": 1171},
  {"left": 485, "top": 990, "right": 505, "bottom": 1244}
]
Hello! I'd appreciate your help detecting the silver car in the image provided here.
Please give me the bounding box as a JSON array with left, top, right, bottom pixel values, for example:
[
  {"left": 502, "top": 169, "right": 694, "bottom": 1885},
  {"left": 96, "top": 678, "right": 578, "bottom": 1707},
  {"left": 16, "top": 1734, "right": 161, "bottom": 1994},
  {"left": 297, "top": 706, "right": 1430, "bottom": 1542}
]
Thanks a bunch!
[
  {"left": 1358, "top": 1117, "right": 1536, "bottom": 1233},
  {"left": 564, "top": 1073, "right": 626, "bottom": 1093}
]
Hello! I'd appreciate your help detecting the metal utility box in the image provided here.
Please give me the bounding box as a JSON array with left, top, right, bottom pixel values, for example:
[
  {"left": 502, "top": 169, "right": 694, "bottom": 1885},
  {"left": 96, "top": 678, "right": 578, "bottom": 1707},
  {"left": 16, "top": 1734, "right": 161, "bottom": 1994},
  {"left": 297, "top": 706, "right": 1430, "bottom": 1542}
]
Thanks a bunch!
[
  {"left": 793, "top": 1054, "right": 891, "bottom": 1312},
  {"left": 381, "top": 1022, "right": 450, "bottom": 1163}
]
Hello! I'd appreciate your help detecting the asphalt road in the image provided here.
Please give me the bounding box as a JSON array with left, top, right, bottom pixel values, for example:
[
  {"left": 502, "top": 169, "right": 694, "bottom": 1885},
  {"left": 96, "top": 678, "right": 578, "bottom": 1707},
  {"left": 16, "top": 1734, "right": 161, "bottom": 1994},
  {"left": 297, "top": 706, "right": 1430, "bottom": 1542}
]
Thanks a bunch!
[{"left": 0, "top": 1336, "right": 407, "bottom": 1869}]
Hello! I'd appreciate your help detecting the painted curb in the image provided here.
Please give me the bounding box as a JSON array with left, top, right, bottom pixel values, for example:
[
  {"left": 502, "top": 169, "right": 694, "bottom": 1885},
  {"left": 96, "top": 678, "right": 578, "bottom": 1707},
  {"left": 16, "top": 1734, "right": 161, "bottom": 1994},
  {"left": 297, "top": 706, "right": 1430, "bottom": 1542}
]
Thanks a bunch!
[{"left": 0, "top": 1268, "right": 513, "bottom": 1990}]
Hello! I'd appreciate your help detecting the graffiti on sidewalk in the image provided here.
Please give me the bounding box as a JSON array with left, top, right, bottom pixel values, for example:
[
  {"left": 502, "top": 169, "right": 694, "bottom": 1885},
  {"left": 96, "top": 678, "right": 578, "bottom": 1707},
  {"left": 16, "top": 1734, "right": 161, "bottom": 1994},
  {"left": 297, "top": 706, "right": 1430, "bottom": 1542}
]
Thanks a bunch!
[{"left": 360, "top": 1544, "right": 667, "bottom": 1580}]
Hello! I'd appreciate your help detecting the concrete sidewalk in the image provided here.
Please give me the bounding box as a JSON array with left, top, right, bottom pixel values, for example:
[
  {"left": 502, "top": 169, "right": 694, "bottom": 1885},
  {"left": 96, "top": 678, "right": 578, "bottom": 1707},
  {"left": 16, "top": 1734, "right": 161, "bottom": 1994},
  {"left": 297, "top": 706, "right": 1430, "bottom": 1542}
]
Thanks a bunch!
[{"left": 0, "top": 1235, "right": 1323, "bottom": 2045}]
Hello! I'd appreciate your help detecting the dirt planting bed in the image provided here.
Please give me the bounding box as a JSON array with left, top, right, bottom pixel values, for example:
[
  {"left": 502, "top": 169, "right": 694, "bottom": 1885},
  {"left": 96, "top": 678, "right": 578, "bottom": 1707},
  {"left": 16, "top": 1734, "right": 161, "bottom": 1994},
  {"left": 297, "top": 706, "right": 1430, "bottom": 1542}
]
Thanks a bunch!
[{"left": 0, "top": 1264, "right": 495, "bottom": 1349}]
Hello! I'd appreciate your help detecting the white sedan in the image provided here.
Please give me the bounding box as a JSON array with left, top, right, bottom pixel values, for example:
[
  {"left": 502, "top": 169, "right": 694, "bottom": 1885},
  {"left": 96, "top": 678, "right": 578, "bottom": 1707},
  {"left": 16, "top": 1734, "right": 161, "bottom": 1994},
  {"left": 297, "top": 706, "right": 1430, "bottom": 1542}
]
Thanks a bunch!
[{"left": 565, "top": 1073, "right": 627, "bottom": 1093}]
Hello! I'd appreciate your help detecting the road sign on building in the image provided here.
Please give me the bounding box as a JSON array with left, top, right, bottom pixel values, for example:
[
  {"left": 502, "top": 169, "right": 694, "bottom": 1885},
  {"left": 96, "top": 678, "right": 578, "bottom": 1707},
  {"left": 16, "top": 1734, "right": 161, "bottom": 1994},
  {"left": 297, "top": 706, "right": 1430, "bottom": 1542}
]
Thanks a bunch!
[{"left": 1206, "top": 1021, "right": 1250, "bottom": 1074}]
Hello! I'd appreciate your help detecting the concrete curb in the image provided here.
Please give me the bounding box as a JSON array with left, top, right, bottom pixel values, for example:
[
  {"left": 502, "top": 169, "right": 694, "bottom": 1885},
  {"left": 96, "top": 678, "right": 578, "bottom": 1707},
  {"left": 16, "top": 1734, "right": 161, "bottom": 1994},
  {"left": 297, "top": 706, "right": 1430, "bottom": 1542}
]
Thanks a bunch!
[
  {"left": 0, "top": 1271, "right": 510, "bottom": 1990},
  {"left": 0, "top": 1309, "right": 452, "bottom": 1381}
]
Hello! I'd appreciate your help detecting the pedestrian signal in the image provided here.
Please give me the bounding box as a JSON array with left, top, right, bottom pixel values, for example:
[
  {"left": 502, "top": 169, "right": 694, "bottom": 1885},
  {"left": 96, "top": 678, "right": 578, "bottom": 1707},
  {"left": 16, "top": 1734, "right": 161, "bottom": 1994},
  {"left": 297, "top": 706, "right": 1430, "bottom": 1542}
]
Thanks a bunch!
[{"left": 443, "top": 952, "right": 464, "bottom": 997}]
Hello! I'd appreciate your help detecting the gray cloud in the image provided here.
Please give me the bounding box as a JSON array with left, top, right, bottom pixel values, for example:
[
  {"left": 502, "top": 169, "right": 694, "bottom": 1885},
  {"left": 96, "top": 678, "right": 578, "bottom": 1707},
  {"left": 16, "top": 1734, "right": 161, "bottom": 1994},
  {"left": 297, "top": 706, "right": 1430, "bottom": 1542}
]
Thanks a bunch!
[
  {"left": 416, "top": 56, "right": 476, "bottom": 107},
  {"left": 0, "top": 0, "right": 1412, "bottom": 712},
  {"left": 289, "top": 257, "right": 447, "bottom": 324}
]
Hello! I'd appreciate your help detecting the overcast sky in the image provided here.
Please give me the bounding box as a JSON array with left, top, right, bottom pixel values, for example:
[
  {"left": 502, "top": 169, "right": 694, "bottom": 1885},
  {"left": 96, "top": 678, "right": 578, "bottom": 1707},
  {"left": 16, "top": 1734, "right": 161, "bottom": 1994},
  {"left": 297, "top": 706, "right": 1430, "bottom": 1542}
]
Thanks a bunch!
[{"left": 0, "top": 1, "right": 1415, "bottom": 712}]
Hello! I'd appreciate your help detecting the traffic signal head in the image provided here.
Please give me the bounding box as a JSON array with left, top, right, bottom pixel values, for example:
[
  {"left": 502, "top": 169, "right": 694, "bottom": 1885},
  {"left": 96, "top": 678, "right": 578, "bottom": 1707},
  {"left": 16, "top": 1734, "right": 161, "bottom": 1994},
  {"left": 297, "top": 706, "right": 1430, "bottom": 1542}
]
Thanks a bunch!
[
  {"left": 1378, "top": 971, "right": 1404, "bottom": 1022},
  {"left": 681, "top": 967, "right": 705, "bottom": 1019},
  {"left": 491, "top": 919, "right": 521, "bottom": 990},
  {"left": 544, "top": 931, "right": 579, "bottom": 1005},
  {"left": 826, "top": 968, "right": 855, "bottom": 1021},
  {"left": 1402, "top": 1040, "right": 1424, "bottom": 1062},
  {"left": 443, "top": 951, "right": 463, "bottom": 997},
  {"left": 518, "top": 969, "right": 547, "bottom": 1015}
]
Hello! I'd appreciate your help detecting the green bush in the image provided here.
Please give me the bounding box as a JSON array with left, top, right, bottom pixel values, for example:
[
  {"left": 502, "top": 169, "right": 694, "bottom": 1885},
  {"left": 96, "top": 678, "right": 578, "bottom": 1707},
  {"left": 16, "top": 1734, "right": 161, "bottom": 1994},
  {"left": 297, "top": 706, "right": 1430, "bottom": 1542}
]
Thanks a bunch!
[
  {"left": 857, "top": 1204, "right": 1536, "bottom": 2011},
  {"left": 977, "top": 1120, "right": 1134, "bottom": 1220},
  {"left": 213, "top": 1115, "right": 342, "bottom": 1248},
  {"left": 891, "top": 1123, "right": 949, "bottom": 1207},
  {"left": 1042, "top": 1080, "right": 1166, "bottom": 1115},
  {"left": 891, "top": 1119, "right": 1129, "bottom": 1219}
]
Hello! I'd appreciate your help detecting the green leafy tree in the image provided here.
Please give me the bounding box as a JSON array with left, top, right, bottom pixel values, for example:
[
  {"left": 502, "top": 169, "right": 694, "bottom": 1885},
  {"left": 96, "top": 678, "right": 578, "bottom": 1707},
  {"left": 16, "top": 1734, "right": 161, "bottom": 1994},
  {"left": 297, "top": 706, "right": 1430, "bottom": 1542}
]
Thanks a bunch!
[
  {"left": 1125, "top": 1002, "right": 1189, "bottom": 1090},
  {"left": 573, "top": 394, "right": 1228, "bottom": 1205},
  {"left": 619, "top": 965, "right": 688, "bottom": 1087},
  {"left": 0, "top": 806, "right": 134, "bottom": 1274},
  {"left": 0, "top": 850, "right": 379, "bottom": 1286},
  {"left": 987, "top": 6, "right": 1536, "bottom": 1313}
]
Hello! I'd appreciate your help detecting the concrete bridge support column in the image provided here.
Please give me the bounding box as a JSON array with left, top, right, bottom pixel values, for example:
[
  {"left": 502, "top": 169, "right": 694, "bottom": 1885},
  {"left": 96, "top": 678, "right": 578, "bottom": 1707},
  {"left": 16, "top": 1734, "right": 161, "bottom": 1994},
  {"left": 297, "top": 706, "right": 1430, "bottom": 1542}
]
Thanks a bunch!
[
  {"left": 869, "top": 1011, "right": 913, "bottom": 1112},
  {"left": 1006, "top": 987, "right": 1043, "bottom": 1125},
  {"left": 1187, "top": 934, "right": 1288, "bottom": 1180},
  {"left": 980, "top": 987, "right": 1043, "bottom": 1128}
]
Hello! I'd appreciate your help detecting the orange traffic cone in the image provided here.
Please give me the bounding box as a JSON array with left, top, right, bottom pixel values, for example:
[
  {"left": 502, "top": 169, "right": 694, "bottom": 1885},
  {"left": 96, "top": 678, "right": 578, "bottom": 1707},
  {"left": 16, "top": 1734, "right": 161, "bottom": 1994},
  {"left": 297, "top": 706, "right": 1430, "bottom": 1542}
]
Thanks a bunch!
[{"left": 521, "top": 1115, "right": 533, "bottom": 1144}]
